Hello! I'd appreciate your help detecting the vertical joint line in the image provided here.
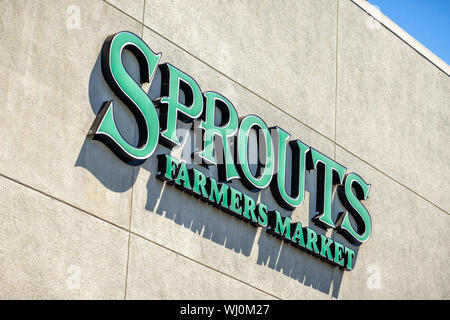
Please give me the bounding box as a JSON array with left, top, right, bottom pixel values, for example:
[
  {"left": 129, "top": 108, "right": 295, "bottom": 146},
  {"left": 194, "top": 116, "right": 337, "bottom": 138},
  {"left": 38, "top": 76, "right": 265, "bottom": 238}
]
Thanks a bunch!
[
  {"left": 141, "top": 0, "right": 146, "bottom": 37},
  {"left": 334, "top": 0, "right": 339, "bottom": 161},
  {"left": 331, "top": 0, "right": 340, "bottom": 300},
  {"left": 127, "top": 0, "right": 145, "bottom": 298},
  {"left": 124, "top": 166, "right": 135, "bottom": 300}
]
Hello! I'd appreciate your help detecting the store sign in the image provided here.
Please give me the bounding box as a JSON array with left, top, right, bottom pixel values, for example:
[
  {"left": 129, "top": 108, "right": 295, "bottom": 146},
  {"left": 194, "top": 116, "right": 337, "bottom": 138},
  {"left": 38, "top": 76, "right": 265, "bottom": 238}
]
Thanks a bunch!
[{"left": 88, "top": 31, "right": 372, "bottom": 271}]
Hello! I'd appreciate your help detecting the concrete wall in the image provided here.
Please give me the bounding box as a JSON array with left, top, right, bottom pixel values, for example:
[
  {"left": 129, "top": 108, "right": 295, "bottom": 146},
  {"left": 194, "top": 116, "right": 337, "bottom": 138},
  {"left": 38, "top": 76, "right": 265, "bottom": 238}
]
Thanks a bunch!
[{"left": 0, "top": 0, "right": 448, "bottom": 299}]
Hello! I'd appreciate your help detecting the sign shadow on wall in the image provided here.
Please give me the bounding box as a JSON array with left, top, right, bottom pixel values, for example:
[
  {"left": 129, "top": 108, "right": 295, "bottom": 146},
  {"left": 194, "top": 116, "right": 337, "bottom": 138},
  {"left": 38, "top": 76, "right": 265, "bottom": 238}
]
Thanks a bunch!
[
  {"left": 76, "top": 48, "right": 360, "bottom": 299},
  {"left": 76, "top": 51, "right": 141, "bottom": 192}
]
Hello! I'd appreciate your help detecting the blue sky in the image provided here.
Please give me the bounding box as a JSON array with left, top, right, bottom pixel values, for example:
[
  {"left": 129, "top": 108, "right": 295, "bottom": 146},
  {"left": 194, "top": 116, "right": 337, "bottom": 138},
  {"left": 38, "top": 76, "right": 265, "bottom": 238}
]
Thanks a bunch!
[{"left": 368, "top": 0, "right": 450, "bottom": 65}]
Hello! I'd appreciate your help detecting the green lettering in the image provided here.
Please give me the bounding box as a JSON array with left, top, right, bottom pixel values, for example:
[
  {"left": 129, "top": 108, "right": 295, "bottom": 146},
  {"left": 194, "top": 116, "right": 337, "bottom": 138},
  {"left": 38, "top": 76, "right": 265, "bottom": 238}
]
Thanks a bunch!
[
  {"left": 256, "top": 203, "right": 268, "bottom": 227},
  {"left": 337, "top": 173, "right": 372, "bottom": 244},
  {"left": 305, "top": 227, "right": 320, "bottom": 254},
  {"left": 198, "top": 91, "right": 239, "bottom": 181},
  {"left": 189, "top": 168, "right": 209, "bottom": 198},
  {"left": 344, "top": 246, "right": 355, "bottom": 271},
  {"left": 207, "top": 177, "right": 229, "bottom": 209},
  {"left": 156, "top": 154, "right": 178, "bottom": 182},
  {"left": 236, "top": 115, "right": 274, "bottom": 191},
  {"left": 174, "top": 161, "right": 191, "bottom": 190},
  {"left": 242, "top": 194, "right": 258, "bottom": 225},
  {"left": 89, "top": 31, "right": 161, "bottom": 165},
  {"left": 270, "top": 127, "right": 310, "bottom": 210},
  {"left": 290, "top": 222, "right": 305, "bottom": 247},
  {"left": 309, "top": 148, "right": 346, "bottom": 229},
  {"left": 268, "top": 211, "right": 291, "bottom": 240},
  {"left": 157, "top": 63, "right": 203, "bottom": 147},
  {"left": 229, "top": 187, "right": 242, "bottom": 215},
  {"left": 319, "top": 235, "right": 334, "bottom": 261},
  {"left": 334, "top": 241, "right": 345, "bottom": 266}
]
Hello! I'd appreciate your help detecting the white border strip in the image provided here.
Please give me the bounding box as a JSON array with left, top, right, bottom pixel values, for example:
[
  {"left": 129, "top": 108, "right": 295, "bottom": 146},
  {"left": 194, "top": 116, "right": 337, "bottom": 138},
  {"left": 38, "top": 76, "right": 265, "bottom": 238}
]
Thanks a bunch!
[{"left": 351, "top": 0, "right": 450, "bottom": 76}]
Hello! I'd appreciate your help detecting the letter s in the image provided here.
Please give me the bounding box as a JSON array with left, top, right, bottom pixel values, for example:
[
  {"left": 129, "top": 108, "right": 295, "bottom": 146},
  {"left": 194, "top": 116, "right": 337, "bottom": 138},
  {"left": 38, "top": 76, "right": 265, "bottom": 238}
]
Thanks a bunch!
[
  {"left": 88, "top": 31, "right": 161, "bottom": 165},
  {"left": 336, "top": 173, "right": 372, "bottom": 245}
]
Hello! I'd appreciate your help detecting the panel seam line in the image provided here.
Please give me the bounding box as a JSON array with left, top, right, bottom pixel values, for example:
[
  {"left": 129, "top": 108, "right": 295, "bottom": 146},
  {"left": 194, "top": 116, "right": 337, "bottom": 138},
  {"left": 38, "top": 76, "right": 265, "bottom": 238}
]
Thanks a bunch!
[
  {"left": 129, "top": 231, "right": 282, "bottom": 300},
  {"left": 0, "top": 171, "right": 281, "bottom": 300},
  {"left": 123, "top": 169, "right": 135, "bottom": 299},
  {"left": 332, "top": 0, "right": 340, "bottom": 301}
]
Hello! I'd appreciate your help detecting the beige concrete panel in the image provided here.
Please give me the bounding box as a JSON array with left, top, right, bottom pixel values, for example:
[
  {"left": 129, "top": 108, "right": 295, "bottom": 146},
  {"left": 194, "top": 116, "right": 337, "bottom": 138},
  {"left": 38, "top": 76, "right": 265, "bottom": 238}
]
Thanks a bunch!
[
  {"left": 127, "top": 27, "right": 343, "bottom": 300},
  {"left": 126, "top": 234, "right": 274, "bottom": 299},
  {"left": 332, "top": 146, "right": 449, "bottom": 299},
  {"left": 141, "top": 27, "right": 335, "bottom": 155},
  {"left": 144, "top": 0, "right": 338, "bottom": 139},
  {"left": 337, "top": 0, "right": 450, "bottom": 212},
  {"left": 0, "top": 175, "right": 128, "bottom": 299},
  {"left": 351, "top": 0, "right": 450, "bottom": 76},
  {"left": 0, "top": 0, "right": 144, "bottom": 228},
  {"left": 106, "top": 0, "right": 145, "bottom": 22},
  {"left": 131, "top": 165, "right": 337, "bottom": 299}
]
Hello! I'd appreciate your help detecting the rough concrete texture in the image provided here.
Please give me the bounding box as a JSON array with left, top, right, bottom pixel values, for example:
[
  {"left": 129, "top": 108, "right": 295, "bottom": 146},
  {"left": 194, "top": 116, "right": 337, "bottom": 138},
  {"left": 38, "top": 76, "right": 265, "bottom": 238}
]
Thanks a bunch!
[
  {"left": 106, "top": 0, "right": 144, "bottom": 22},
  {"left": 334, "top": 146, "right": 449, "bottom": 299},
  {"left": 0, "top": 174, "right": 128, "bottom": 299},
  {"left": 126, "top": 234, "right": 274, "bottom": 299},
  {"left": 351, "top": 0, "right": 450, "bottom": 75},
  {"left": 0, "top": 0, "right": 140, "bottom": 228},
  {"left": 0, "top": 0, "right": 448, "bottom": 299},
  {"left": 337, "top": 0, "right": 450, "bottom": 212},
  {"left": 143, "top": 0, "right": 338, "bottom": 139}
]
